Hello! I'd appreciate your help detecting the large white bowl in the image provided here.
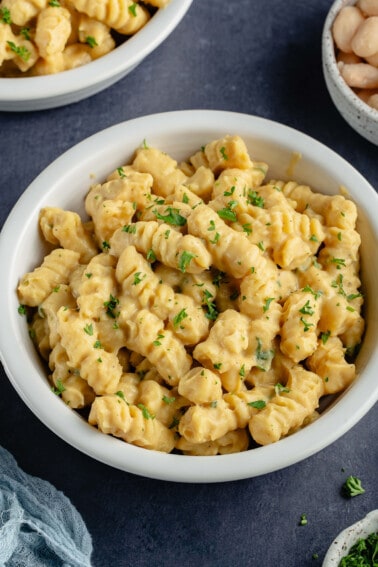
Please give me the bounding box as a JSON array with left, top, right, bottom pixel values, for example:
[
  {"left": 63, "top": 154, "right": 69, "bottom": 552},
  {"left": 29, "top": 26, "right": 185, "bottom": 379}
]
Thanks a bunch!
[
  {"left": 0, "top": 0, "right": 192, "bottom": 112},
  {"left": 0, "top": 110, "right": 377, "bottom": 483},
  {"left": 322, "top": 0, "right": 378, "bottom": 146}
]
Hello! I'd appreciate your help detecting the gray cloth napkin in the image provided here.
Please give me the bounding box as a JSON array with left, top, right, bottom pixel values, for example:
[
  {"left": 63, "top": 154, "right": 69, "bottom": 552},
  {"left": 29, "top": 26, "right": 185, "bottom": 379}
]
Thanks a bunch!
[{"left": 0, "top": 446, "right": 93, "bottom": 567}]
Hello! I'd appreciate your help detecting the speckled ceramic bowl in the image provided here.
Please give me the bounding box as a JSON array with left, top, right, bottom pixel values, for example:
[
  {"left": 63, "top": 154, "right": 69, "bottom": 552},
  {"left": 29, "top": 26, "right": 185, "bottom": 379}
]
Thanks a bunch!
[
  {"left": 322, "top": 0, "right": 378, "bottom": 145},
  {"left": 0, "top": 0, "right": 192, "bottom": 112},
  {"left": 323, "top": 509, "right": 378, "bottom": 566}
]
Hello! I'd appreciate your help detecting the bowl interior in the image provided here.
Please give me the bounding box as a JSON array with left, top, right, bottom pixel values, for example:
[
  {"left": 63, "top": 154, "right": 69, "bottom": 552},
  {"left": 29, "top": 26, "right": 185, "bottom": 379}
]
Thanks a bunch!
[{"left": 1, "top": 110, "right": 377, "bottom": 482}]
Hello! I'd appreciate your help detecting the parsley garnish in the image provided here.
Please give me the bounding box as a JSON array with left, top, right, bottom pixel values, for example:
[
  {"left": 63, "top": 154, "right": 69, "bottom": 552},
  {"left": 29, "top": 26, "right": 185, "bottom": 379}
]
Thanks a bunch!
[
  {"left": 263, "top": 297, "right": 274, "bottom": 313},
  {"left": 274, "top": 382, "right": 290, "bottom": 395},
  {"left": 203, "top": 289, "right": 218, "bottom": 321},
  {"left": 320, "top": 330, "right": 331, "bottom": 344},
  {"left": 173, "top": 308, "right": 188, "bottom": 328},
  {"left": 217, "top": 206, "right": 237, "bottom": 222},
  {"left": 299, "top": 300, "right": 314, "bottom": 316},
  {"left": 20, "top": 27, "right": 30, "bottom": 40},
  {"left": 83, "top": 323, "right": 94, "bottom": 336},
  {"left": 122, "top": 224, "right": 137, "bottom": 233},
  {"left": 93, "top": 340, "right": 102, "bottom": 349},
  {"left": 137, "top": 403, "right": 155, "bottom": 419},
  {"left": 178, "top": 251, "right": 196, "bottom": 273},
  {"left": 18, "top": 304, "right": 26, "bottom": 315},
  {"left": 247, "top": 400, "right": 266, "bottom": 409},
  {"left": 104, "top": 295, "right": 119, "bottom": 318},
  {"left": 247, "top": 190, "right": 264, "bottom": 208},
  {"left": 162, "top": 395, "right": 176, "bottom": 404},
  {"left": 48, "top": 0, "right": 60, "bottom": 6},
  {"left": 102, "top": 240, "right": 110, "bottom": 250},
  {"left": 153, "top": 333, "right": 165, "bottom": 346},
  {"left": 146, "top": 249, "right": 156, "bottom": 262},
  {"left": 220, "top": 146, "right": 228, "bottom": 160},
  {"left": 85, "top": 36, "right": 98, "bottom": 48},
  {"left": 51, "top": 380, "right": 65, "bottom": 396},
  {"left": 153, "top": 206, "right": 187, "bottom": 226},
  {"left": 300, "top": 317, "right": 314, "bottom": 332},
  {"left": 0, "top": 7, "right": 12, "bottom": 24},
  {"left": 342, "top": 476, "right": 365, "bottom": 498},
  {"left": 302, "top": 285, "right": 323, "bottom": 300},
  {"left": 128, "top": 2, "right": 137, "bottom": 16},
  {"left": 132, "top": 272, "right": 146, "bottom": 286},
  {"left": 7, "top": 41, "right": 31, "bottom": 61}
]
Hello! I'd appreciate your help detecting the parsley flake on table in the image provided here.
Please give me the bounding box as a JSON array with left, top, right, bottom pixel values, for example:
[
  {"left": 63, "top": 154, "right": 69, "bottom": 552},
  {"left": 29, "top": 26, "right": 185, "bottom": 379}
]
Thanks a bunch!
[{"left": 342, "top": 476, "right": 365, "bottom": 497}]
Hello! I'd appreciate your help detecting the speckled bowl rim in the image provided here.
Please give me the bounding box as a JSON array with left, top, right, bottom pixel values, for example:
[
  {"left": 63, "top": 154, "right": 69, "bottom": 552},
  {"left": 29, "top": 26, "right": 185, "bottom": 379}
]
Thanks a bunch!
[
  {"left": 323, "top": 509, "right": 378, "bottom": 566},
  {"left": 0, "top": 0, "right": 193, "bottom": 103},
  {"left": 322, "top": 0, "right": 378, "bottom": 124}
]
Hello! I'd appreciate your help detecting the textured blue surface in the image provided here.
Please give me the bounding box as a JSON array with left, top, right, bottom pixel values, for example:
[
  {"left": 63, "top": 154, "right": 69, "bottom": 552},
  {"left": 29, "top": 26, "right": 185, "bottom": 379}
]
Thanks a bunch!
[{"left": 0, "top": 1, "right": 377, "bottom": 566}]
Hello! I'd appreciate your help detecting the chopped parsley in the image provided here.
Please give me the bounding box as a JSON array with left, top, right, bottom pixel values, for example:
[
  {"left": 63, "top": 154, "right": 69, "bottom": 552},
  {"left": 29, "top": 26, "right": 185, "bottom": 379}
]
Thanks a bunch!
[
  {"left": 0, "top": 7, "right": 12, "bottom": 24},
  {"left": 51, "top": 380, "right": 65, "bottom": 396},
  {"left": 18, "top": 304, "right": 26, "bottom": 316},
  {"left": 274, "top": 382, "right": 290, "bottom": 395},
  {"left": 153, "top": 206, "right": 187, "bottom": 226},
  {"left": 203, "top": 289, "right": 218, "bottom": 321},
  {"left": 153, "top": 333, "right": 165, "bottom": 347},
  {"left": 342, "top": 476, "right": 365, "bottom": 498},
  {"left": 48, "top": 0, "right": 60, "bottom": 5},
  {"left": 20, "top": 27, "right": 31, "bottom": 40},
  {"left": 178, "top": 250, "right": 196, "bottom": 273},
  {"left": 220, "top": 146, "right": 228, "bottom": 160},
  {"left": 122, "top": 224, "right": 137, "bottom": 233},
  {"left": 300, "top": 317, "right": 314, "bottom": 332},
  {"left": 299, "top": 300, "right": 314, "bottom": 316},
  {"left": 162, "top": 395, "right": 176, "bottom": 404},
  {"left": 298, "top": 514, "right": 308, "bottom": 526},
  {"left": 137, "top": 403, "right": 155, "bottom": 419},
  {"left": 85, "top": 36, "right": 98, "bottom": 48},
  {"left": 102, "top": 240, "right": 110, "bottom": 250},
  {"left": 117, "top": 167, "right": 126, "bottom": 178},
  {"left": 263, "top": 297, "right": 275, "bottom": 313},
  {"left": 7, "top": 41, "right": 31, "bottom": 62},
  {"left": 104, "top": 295, "right": 119, "bottom": 318},
  {"left": 83, "top": 323, "right": 94, "bottom": 336},
  {"left": 247, "top": 400, "right": 266, "bottom": 409},
  {"left": 217, "top": 205, "right": 237, "bottom": 222},
  {"left": 132, "top": 272, "right": 146, "bottom": 286},
  {"left": 320, "top": 330, "right": 331, "bottom": 344},
  {"left": 146, "top": 249, "right": 156, "bottom": 262},
  {"left": 331, "top": 257, "right": 346, "bottom": 269},
  {"left": 172, "top": 308, "right": 188, "bottom": 328},
  {"left": 302, "top": 285, "right": 323, "bottom": 300},
  {"left": 128, "top": 2, "right": 137, "bottom": 16},
  {"left": 247, "top": 190, "right": 264, "bottom": 208}
]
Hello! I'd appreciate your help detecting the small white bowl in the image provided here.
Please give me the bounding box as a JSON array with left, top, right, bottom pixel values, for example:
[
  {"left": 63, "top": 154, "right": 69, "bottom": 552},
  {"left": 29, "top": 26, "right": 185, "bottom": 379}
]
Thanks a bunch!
[
  {"left": 323, "top": 509, "right": 378, "bottom": 566},
  {"left": 0, "top": 110, "right": 377, "bottom": 483},
  {"left": 0, "top": 0, "right": 192, "bottom": 112},
  {"left": 322, "top": 0, "right": 378, "bottom": 145}
]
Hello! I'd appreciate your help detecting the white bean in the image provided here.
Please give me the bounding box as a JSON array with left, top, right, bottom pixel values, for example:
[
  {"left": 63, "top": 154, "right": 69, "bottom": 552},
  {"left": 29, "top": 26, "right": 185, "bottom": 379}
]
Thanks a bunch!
[
  {"left": 332, "top": 6, "right": 365, "bottom": 53},
  {"left": 365, "top": 51, "right": 378, "bottom": 67},
  {"left": 337, "top": 51, "right": 362, "bottom": 64},
  {"left": 351, "top": 16, "right": 378, "bottom": 57},
  {"left": 356, "top": 0, "right": 378, "bottom": 17},
  {"left": 339, "top": 61, "right": 378, "bottom": 88}
]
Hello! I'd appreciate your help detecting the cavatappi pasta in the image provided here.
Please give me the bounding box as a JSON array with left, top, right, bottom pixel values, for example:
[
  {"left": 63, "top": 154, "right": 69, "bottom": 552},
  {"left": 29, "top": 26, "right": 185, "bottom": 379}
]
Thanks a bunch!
[
  {"left": 17, "top": 135, "right": 365, "bottom": 455},
  {"left": 0, "top": 0, "right": 169, "bottom": 77}
]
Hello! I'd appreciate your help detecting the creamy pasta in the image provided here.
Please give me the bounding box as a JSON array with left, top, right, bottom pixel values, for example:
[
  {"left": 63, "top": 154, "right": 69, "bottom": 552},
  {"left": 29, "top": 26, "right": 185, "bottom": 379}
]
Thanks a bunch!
[
  {"left": 0, "top": 0, "right": 168, "bottom": 77},
  {"left": 17, "top": 135, "right": 365, "bottom": 455}
]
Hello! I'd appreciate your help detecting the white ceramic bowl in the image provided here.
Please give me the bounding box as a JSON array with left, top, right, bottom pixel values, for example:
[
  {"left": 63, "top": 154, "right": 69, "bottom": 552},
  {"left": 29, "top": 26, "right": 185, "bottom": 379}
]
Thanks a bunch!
[
  {"left": 0, "top": 0, "right": 192, "bottom": 112},
  {"left": 322, "top": 0, "right": 378, "bottom": 145},
  {"left": 323, "top": 509, "right": 378, "bottom": 566},
  {"left": 0, "top": 110, "right": 377, "bottom": 483}
]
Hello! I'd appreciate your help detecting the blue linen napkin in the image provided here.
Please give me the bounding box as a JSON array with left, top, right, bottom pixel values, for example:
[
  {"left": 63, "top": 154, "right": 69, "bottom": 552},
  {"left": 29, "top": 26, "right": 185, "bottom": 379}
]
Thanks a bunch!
[{"left": 0, "top": 446, "right": 93, "bottom": 567}]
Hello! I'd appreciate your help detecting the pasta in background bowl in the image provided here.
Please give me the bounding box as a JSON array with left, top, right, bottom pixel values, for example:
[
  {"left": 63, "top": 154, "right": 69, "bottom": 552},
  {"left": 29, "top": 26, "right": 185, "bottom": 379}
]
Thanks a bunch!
[
  {"left": 0, "top": 110, "right": 377, "bottom": 482},
  {"left": 0, "top": 0, "right": 193, "bottom": 111}
]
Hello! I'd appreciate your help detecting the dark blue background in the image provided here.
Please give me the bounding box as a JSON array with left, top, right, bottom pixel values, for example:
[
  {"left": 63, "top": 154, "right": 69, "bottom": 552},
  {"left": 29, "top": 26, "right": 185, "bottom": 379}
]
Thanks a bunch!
[{"left": 0, "top": 1, "right": 377, "bottom": 566}]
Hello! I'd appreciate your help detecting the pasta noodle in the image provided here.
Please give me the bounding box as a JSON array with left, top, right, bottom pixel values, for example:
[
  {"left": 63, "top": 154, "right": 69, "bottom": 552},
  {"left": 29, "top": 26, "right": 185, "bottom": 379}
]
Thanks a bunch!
[
  {"left": 17, "top": 134, "right": 365, "bottom": 454},
  {"left": 0, "top": 0, "right": 168, "bottom": 77}
]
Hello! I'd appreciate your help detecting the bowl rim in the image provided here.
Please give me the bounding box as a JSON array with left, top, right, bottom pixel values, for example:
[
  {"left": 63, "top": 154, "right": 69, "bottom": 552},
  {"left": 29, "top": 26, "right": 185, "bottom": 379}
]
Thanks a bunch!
[
  {"left": 0, "top": 0, "right": 193, "bottom": 102},
  {"left": 322, "top": 509, "right": 378, "bottom": 566},
  {"left": 322, "top": 0, "right": 378, "bottom": 122},
  {"left": 0, "top": 109, "right": 377, "bottom": 483}
]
